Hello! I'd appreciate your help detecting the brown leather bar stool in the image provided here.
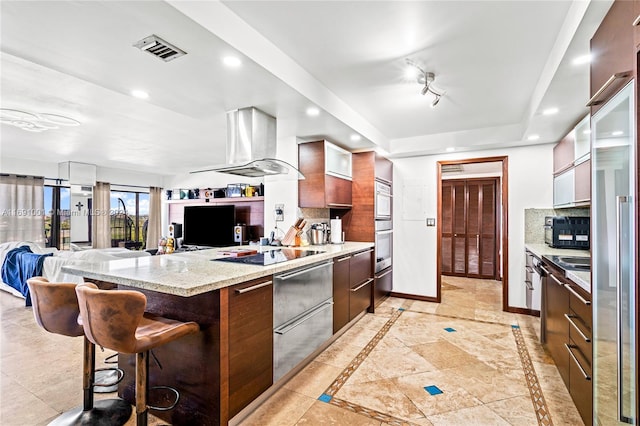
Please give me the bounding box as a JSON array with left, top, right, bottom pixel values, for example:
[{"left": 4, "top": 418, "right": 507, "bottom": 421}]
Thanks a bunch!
[
  {"left": 75, "top": 282, "right": 199, "bottom": 426},
  {"left": 26, "top": 277, "right": 131, "bottom": 426}
]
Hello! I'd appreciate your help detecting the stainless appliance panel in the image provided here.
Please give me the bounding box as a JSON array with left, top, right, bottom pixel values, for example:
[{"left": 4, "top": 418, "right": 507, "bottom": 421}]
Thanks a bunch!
[
  {"left": 273, "top": 300, "right": 333, "bottom": 381},
  {"left": 273, "top": 261, "right": 333, "bottom": 328},
  {"left": 374, "top": 180, "right": 392, "bottom": 220},
  {"left": 375, "top": 228, "right": 392, "bottom": 273}
]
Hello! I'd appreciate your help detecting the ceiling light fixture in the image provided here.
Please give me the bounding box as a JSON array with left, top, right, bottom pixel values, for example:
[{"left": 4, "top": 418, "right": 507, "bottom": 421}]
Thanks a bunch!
[
  {"left": 572, "top": 54, "right": 591, "bottom": 65},
  {"left": 405, "top": 59, "right": 445, "bottom": 107},
  {"left": 527, "top": 134, "right": 540, "bottom": 141},
  {"left": 223, "top": 56, "right": 242, "bottom": 67},
  {"left": 306, "top": 107, "right": 320, "bottom": 117},
  {"left": 0, "top": 108, "right": 80, "bottom": 133},
  {"left": 542, "top": 107, "right": 559, "bottom": 115},
  {"left": 131, "top": 89, "right": 149, "bottom": 99},
  {"left": 350, "top": 134, "right": 362, "bottom": 142}
]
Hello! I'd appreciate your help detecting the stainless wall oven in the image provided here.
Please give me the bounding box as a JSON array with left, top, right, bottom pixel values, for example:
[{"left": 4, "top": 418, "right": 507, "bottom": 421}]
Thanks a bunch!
[
  {"left": 375, "top": 220, "right": 392, "bottom": 273},
  {"left": 374, "top": 179, "right": 392, "bottom": 220}
]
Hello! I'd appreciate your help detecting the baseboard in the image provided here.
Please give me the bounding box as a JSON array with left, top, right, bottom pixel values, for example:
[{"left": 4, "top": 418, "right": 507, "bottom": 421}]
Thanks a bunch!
[
  {"left": 389, "top": 291, "right": 438, "bottom": 303},
  {"left": 506, "top": 306, "right": 540, "bottom": 317}
]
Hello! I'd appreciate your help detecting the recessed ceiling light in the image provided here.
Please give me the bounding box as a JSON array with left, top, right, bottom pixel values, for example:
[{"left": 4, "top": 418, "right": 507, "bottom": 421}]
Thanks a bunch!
[
  {"left": 583, "top": 129, "right": 591, "bottom": 135},
  {"left": 542, "top": 107, "right": 558, "bottom": 116},
  {"left": 446, "top": 147, "right": 455, "bottom": 152},
  {"left": 306, "top": 107, "right": 320, "bottom": 117},
  {"left": 572, "top": 54, "right": 591, "bottom": 65},
  {"left": 612, "top": 130, "right": 624, "bottom": 136},
  {"left": 131, "top": 89, "right": 149, "bottom": 99},
  {"left": 350, "top": 134, "right": 362, "bottom": 142},
  {"left": 528, "top": 134, "right": 540, "bottom": 141},
  {"left": 223, "top": 56, "right": 242, "bottom": 67}
]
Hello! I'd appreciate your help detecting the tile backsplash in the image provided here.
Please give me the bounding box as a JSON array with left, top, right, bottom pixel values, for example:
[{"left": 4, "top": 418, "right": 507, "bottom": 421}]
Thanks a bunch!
[{"left": 524, "top": 207, "right": 590, "bottom": 244}]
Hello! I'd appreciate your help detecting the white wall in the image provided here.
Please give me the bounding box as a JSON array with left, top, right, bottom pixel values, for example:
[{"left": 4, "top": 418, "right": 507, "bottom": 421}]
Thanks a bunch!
[{"left": 392, "top": 143, "right": 554, "bottom": 309}]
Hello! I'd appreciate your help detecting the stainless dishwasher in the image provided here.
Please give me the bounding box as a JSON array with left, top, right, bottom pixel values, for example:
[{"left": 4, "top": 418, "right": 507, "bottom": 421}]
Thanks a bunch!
[{"left": 273, "top": 260, "right": 333, "bottom": 381}]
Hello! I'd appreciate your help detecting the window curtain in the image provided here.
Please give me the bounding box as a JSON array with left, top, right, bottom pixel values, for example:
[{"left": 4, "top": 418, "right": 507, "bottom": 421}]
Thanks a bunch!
[
  {"left": 92, "top": 181, "right": 111, "bottom": 248},
  {"left": 146, "top": 187, "right": 162, "bottom": 250},
  {"left": 0, "top": 175, "right": 45, "bottom": 244}
]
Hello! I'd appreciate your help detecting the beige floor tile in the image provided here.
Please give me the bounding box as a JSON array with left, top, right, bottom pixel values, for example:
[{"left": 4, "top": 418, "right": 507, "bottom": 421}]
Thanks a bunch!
[
  {"left": 0, "top": 373, "right": 59, "bottom": 426},
  {"left": 283, "top": 361, "right": 343, "bottom": 399},
  {"left": 426, "top": 404, "right": 511, "bottom": 426},
  {"left": 314, "top": 340, "right": 364, "bottom": 370},
  {"left": 543, "top": 390, "right": 585, "bottom": 426},
  {"left": 411, "top": 339, "right": 483, "bottom": 370},
  {"left": 239, "top": 388, "right": 316, "bottom": 426},
  {"left": 484, "top": 395, "right": 539, "bottom": 426},
  {"left": 295, "top": 400, "right": 382, "bottom": 425}
]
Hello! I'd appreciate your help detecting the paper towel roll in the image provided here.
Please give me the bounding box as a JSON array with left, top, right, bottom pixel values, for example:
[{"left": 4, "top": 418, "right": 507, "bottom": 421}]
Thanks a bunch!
[{"left": 330, "top": 217, "right": 342, "bottom": 244}]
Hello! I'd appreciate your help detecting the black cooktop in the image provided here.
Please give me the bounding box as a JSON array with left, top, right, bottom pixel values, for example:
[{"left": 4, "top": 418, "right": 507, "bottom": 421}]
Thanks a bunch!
[{"left": 214, "top": 248, "right": 325, "bottom": 266}]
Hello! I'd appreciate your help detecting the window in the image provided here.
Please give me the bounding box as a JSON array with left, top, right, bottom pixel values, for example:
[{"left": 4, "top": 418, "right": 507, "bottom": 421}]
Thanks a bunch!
[
  {"left": 44, "top": 185, "right": 70, "bottom": 249},
  {"left": 110, "top": 190, "right": 149, "bottom": 249}
]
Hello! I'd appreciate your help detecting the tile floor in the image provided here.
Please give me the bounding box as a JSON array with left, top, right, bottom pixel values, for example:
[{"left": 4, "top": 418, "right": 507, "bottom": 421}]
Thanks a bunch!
[{"left": 0, "top": 276, "right": 583, "bottom": 425}]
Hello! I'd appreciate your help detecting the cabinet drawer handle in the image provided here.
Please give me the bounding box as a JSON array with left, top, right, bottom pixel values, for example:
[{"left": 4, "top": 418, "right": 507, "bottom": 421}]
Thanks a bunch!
[
  {"left": 235, "top": 280, "right": 272, "bottom": 294},
  {"left": 587, "top": 71, "right": 632, "bottom": 106},
  {"left": 275, "top": 261, "right": 333, "bottom": 280},
  {"left": 375, "top": 269, "right": 392, "bottom": 279},
  {"left": 565, "top": 343, "right": 591, "bottom": 381},
  {"left": 353, "top": 249, "right": 374, "bottom": 257},
  {"left": 327, "top": 203, "right": 352, "bottom": 208},
  {"left": 564, "top": 314, "right": 591, "bottom": 343},
  {"left": 351, "top": 278, "right": 373, "bottom": 292},
  {"left": 549, "top": 274, "right": 564, "bottom": 286},
  {"left": 633, "top": 14, "right": 640, "bottom": 26},
  {"left": 337, "top": 256, "right": 351, "bottom": 262},
  {"left": 564, "top": 284, "right": 591, "bottom": 306},
  {"left": 525, "top": 266, "right": 533, "bottom": 273},
  {"left": 540, "top": 266, "right": 549, "bottom": 276}
]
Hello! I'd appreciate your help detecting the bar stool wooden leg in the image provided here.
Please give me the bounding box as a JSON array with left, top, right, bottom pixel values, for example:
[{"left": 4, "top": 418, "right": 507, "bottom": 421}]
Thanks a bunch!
[
  {"left": 83, "top": 336, "right": 95, "bottom": 410},
  {"left": 136, "top": 351, "right": 149, "bottom": 426}
]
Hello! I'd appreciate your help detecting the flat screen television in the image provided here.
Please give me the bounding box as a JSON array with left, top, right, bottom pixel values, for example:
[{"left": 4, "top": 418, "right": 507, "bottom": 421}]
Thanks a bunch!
[{"left": 182, "top": 205, "right": 236, "bottom": 247}]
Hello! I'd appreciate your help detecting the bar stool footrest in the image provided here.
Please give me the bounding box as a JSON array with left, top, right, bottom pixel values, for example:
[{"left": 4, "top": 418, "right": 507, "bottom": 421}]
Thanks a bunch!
[
  {"left": 93, "top": 367, "right": 125, "bottom": 393},
  {"left": 147, "top": 386, "right": 180, "bottom": 411}
]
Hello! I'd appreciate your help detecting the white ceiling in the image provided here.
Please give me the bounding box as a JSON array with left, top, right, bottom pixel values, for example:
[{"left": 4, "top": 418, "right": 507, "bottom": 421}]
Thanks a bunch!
[{"left": 0, "top": 1, "right": 613, "bottom": 176}]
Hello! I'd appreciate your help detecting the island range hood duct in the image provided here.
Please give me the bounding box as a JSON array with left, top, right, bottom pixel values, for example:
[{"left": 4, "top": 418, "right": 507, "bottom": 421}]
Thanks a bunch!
[{"left": 191, "top": 107, "right": 304, "bottom": 179}]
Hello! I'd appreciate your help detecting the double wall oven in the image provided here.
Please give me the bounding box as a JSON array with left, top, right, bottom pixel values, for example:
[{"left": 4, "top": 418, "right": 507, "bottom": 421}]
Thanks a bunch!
[{"left": 374, "top": 178, "right": 393, "bottom": 299}]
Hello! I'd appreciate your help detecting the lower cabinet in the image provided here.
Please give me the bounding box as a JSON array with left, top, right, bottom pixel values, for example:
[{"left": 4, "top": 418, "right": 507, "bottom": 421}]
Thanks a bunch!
[
  {"left": 543, "top": 261, "right": 592, "bottom": 426},
  {"left": 333, "top": 254, "right": 351, "bottom": 333},
  {"left": 374, "top": 267, "right": 392, "bottom": 307},
  {"left": 228, "top": 277, "right": 273, "bottom": 418}
]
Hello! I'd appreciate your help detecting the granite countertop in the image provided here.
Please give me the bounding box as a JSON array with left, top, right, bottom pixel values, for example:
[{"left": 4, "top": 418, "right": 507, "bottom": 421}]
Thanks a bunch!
[
  {"left": 525, "top": 243, "right": 591, "bottom": 293},
  {"left": 61, "top": 242, "right": 374, "bottom": 297}
]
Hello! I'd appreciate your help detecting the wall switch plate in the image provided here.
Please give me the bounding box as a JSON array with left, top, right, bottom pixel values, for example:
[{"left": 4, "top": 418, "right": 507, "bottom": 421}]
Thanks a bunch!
[
  {"left": 426, "top": 218, "right": 436, "bottom": 227},
  {"left": 275, "top": 204, "right": 284, "bottom": 222}
]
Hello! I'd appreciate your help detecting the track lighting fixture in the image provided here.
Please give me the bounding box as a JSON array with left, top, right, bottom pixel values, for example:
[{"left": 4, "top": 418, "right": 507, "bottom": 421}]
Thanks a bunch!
[{"left": 406, "top": 59, "right": 445, "bottom": 107}]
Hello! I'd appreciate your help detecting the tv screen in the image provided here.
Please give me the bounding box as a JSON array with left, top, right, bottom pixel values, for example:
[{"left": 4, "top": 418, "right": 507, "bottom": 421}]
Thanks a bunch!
[{"left": 182, "top": 205, "right": 236, "bottom": 247}]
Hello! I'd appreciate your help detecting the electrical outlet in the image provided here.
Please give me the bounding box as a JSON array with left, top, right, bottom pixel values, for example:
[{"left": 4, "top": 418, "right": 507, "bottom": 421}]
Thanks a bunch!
[{"left": 275, "top": 204, "right": 284, "bottom": 222}]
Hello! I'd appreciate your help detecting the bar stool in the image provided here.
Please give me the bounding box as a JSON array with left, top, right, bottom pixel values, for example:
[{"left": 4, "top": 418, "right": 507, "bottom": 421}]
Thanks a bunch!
[
  {"left": 75, "top": 282, "right": 199, "bottom": 426},
  {"left": 26, "top": 277, "right": 131, "bottom": 426}
]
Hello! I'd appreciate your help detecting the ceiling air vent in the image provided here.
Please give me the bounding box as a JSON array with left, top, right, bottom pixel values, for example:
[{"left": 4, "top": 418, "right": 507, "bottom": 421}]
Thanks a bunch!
[
  {"left": 441, "top": 164, "right": 464, "bottom": 174},
  {"left": 133, "top": 34, "right": 186, "bottom": 62}
]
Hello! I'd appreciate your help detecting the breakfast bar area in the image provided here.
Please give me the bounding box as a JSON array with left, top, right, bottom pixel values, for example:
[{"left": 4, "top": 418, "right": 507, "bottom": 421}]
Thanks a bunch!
[{"left": 61, "top": 242, "right": 374, "bottom": 426}]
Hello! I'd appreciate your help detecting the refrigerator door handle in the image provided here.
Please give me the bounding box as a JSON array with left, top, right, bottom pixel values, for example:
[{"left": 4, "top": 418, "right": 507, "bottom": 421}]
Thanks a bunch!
[{"left": 616, "top": 195, "right": 634, "bottom": 424}]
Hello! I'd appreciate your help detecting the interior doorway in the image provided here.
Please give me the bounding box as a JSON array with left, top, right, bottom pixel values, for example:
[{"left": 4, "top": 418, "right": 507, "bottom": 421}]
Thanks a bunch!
[{"left": 436, "top": 156, "right": 509, "bottom": 312}]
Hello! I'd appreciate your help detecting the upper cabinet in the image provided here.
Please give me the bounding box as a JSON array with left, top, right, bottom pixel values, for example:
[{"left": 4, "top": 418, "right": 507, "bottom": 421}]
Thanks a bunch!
[
  {"left": 553, "top": 115, "right": 591, "bottom": 208},
  {"left": 589, "top": 0, "right": 634, "bottom": 114},
  {"left": 299, "top": 140, "right": 353, "bottom": 208}
]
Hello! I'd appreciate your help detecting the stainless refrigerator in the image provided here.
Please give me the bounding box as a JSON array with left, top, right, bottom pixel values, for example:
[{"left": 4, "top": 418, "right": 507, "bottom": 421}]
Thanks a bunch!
[{"left": 592, "top": 80, "right": 637, "bottom": 424}]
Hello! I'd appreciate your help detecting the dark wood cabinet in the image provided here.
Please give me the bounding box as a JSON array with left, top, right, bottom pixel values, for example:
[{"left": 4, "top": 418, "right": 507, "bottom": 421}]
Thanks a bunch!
[
  {"left": 228, "top": 277, "right": 273, "bottom": 418},
  {"left": 543, "top": 260, "right": 593, "bottom": 426},
  {"left": 349, "top": 249, "right": 374, "bottom": 321},
  {"left": 374, "top": 267, "right": 392, "bottom": 307},
  {"left": 333, "top": 254, "right": 351, "bottom": 333},
  {"left": 441, "top": 178, "right": 498, "bottom": 279},
  {"left": 553, "top": 131, "right": 575, "bottom": 174},
  {"left": 298, "top": 140, "right": 353, "bottom": 208},
  {"left": 590, "top": 0, "right": 634, "bottom": 114}
]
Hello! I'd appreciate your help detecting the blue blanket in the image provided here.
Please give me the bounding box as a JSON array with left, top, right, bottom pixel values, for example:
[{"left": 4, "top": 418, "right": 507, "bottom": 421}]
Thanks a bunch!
[{"left": 1, "top": 246, "right": 52, "bottom": 306}]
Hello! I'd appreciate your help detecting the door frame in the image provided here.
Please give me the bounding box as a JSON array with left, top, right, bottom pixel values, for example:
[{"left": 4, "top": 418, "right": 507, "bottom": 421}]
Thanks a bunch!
[{"left": 436, "top": 156, "right": 509, "bottom": 312}]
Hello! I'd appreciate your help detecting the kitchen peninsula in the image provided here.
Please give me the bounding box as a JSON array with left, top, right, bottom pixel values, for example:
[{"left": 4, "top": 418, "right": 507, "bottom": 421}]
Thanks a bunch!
[{"left": 62, "top": 242, "right": 374, "bottom": 425}]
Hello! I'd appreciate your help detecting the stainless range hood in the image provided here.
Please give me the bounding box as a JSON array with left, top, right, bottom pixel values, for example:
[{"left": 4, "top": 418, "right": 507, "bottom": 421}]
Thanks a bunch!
[{"left": 191, "top": 107, "right": 304, "bottom": 178}]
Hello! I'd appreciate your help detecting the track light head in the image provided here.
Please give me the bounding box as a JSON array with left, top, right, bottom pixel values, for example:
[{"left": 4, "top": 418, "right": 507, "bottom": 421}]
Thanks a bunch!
[{"left": 431, "top": 94, "right": 441, "bottom": 108}]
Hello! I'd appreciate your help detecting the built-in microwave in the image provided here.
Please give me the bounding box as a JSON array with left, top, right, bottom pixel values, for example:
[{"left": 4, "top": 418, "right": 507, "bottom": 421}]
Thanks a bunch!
[{"left": 375, "top": 179, "right": 392, "bottom": 220}]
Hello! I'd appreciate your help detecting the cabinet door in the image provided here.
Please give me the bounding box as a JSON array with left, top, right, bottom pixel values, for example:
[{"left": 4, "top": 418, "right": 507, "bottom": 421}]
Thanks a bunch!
[
  {"left": 374, "top": 267, "right": 392, "bottom": 307},
  {"left": 589, "top": 0, "right": 634, "bottom": 114},
  {"left": 325, "top": 141, "right": 352, "bottom": 179},
  {"left": 553, "top": 131, "right": 575, "bottom": 173},
  {"left": 553, "top": 168, "right": 575, "bottom": 207},
  {"left": 228, "top": 277, "right": 273, "bottom": 417},
  {"left": 349, "top": 279, "right": 373, "bottom": 321},
  {"left": 349, "top": 249, "right": 373, "bottom": 320},
  {"left": 568, "top": 339, "right": 593, "bottom": 426},
  {"left": 375, "top": 155, "right": 393, "bottom": 183},
  {"left": 573, "top": 159, "right": 590, "bottom": 204},
  {"left": 333, "top": 255, "right": 351, "bottom": 334},
  {"left": 325, "top": 175, "right": 353, "bottom": 208},
  {"left": 545, "top": 270, "right": 570, "bottom": 387}
]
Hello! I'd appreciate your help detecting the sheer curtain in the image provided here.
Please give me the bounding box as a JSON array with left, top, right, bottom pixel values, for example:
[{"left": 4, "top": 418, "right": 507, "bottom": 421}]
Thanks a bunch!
[
  {"left": 146, "top": 187, "right": 162, "bottom": 250},
  {"left": 0, "top": 175, "right": 45, "bottom": 244},
  {"left": 92, "top": 181, "right": 111, "bottom": 248}
]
